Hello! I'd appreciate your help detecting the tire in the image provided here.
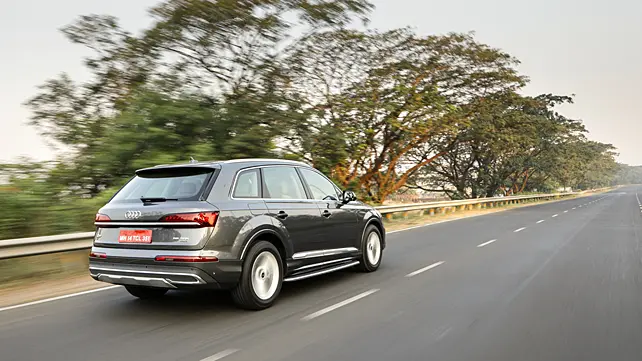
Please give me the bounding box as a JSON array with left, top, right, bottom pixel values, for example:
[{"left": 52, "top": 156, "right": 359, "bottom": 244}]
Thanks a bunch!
[
  {"left": 357, "top": 224, "right": 383, "bottom": 272},
  {"left": 124, "top": 285, "right": 168, "bottom": 299},
  {"left": 231, "top": 240, "right": 284, "bottom": 310}
]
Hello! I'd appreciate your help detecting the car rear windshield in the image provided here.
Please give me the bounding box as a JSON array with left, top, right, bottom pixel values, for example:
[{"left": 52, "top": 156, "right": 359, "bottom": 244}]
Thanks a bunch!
[{"left": 110, "top": 167, "right": 215, "bottom": 203}]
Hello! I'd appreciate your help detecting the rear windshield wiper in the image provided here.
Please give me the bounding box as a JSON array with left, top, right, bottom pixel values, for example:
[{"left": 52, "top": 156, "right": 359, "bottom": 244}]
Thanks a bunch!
[{"left": 140, "top": 197, "right": 178, "bottom": 203}]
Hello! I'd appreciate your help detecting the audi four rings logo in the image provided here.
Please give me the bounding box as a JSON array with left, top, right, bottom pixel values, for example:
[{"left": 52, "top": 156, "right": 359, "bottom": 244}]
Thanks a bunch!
[{"left": 124, "top": 210, "right": 142, "bottom": 219}]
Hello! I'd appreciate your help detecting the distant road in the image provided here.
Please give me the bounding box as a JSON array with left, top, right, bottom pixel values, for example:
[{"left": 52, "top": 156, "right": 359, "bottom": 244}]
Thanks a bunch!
[{"left": 1, "top": 187, "right": 641, "bottom": 361}]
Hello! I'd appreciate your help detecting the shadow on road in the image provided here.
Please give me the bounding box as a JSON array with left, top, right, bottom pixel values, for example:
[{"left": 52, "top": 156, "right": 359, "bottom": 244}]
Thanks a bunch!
[{"left": 99, "top": 269, "right": 363, "bottom": 321}]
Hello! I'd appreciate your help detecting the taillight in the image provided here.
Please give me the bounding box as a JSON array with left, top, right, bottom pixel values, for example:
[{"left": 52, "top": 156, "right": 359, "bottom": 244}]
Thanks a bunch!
[
  {"left": 90, "top": 252, "right": 107, "bottom": 259},
  {"left": 155, "top": 255, "right": 218, "bottom": 262},
  {"left": 95, "top": 213, "right": 111, "bottom": 222},
  {"left": 159, "top": 212, "right": 219, "bottom": 227}
]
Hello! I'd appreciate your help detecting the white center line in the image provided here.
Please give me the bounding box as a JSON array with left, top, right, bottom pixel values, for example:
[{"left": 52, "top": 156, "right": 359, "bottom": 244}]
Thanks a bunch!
[
  {"left": 537, "top": 220, "right": 545, "bottom": 224},
  {"left": 572, "top": 207, "right": 576, "bottom": 210},
  {"left": 301, "top": 289, "right": 380, "bottom": 321},
  {"left": 477, "top": 239, "right": 497, "bottom": 248},
  {"left": 564, "top": 210, "right": 568, "bottom": 213},
  {"left": 552, "top": 214, "right": 559, "bottom": 217},
  {"left": 637, "top": 193, "right": 641, "bottom": 204},
  {"left": 405, "top": 261, "right": 445, "bottom": 278},
  {"left": 514, "top": 227, "right": 526, "bottom": 233},
  {"left": 201, "top": 349, "right": 240, "bottom": 361}
]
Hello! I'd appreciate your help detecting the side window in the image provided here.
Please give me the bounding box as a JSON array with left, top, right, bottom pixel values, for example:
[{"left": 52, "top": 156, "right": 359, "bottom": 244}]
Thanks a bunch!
[
  {"left": 261, "top": 166, "right": 307, "bottom": 199},
  {"left": 233, "top": 169, "right": 261, "bottom": 198},
  {"left": 299, "top": 168, "right": 340, "bottom": 201}
]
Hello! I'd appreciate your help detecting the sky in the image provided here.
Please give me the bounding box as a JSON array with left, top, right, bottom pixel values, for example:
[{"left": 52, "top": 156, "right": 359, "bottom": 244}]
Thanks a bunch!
[{"left": 2, "top": 0, "right": 641, "bottom": 165}]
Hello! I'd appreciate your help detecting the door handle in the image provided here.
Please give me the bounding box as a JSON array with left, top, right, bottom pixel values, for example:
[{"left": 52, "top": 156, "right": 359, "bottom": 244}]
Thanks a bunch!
[
  {"left": 277, "top": 211, "right": 288, "bottom": 219},
  {"left": 322, "top": 210, "right": 331, "bottom": 218}
]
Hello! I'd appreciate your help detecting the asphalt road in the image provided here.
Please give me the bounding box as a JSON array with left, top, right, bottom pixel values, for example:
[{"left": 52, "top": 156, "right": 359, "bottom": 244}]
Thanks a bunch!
[{"left": 2, "top": 188, "right": 642, "bottom": 361}]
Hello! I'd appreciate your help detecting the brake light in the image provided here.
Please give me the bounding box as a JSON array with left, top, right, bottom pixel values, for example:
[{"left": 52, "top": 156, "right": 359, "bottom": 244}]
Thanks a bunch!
[
  {"left": 154, "top": 255, "right": 219, "bottom": 262},
  {"left": 95, "top": 213, "right": 111, "bottom": 222},
  {"left": 159, "top": 212, "right": 219, "bottom": 227},
  {"left": 90, "top": 252, "right": 107, "bottom": 259}
]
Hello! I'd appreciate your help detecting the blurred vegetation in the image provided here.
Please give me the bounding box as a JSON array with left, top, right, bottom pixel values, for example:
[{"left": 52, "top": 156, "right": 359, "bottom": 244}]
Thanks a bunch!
[{"left": 0, "top": 0, "right": 629, "bottom": 240}]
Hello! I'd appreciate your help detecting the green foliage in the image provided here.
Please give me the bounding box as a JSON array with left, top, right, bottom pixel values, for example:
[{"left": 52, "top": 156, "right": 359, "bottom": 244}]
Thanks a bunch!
[
  {"left": 1, "top": 0, "right": 622, "bottom": 239},
  {"left": 613, "top": 164, "right": 642, "bottom": 185}
]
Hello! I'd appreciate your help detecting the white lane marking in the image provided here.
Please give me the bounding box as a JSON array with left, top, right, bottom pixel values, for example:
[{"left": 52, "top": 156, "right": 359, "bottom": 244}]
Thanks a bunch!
[
  {"left": 537, "top": 220, "right": 545, "bottom": 224},
  {"left": 514, "top": 227, "right": 526, "bottom": 233},
  {"left": 636, "top": 193, "right": 641, "bottom": 204},
  {"left": 0, "top": 286, "right": 120, "bottom": 313},
  {"left": 477, "top": 239, "right": 497, "bottom": 248},
  {"left": 301, "top": 289, "right": 380, "bottom": 321},
  {"left": 564, "top": 210, "right": 568, "bottom": 213},
  {"left": 572, "top": 207, "right": 576, "bottom": 210},
  {"left": 201, "top": 349, "right": 240, "bottom": 361},
  {"left": 405, "top": 261, "right": 445, "bottom": 278},
  {"left": 552, "top": 214, "right": 559, "bottom": 217}
]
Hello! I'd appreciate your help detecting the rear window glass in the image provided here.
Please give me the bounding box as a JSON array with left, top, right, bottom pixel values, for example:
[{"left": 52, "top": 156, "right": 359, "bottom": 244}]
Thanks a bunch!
[{"left": 111, "top": 168, "right": 214, "bottom": 203}]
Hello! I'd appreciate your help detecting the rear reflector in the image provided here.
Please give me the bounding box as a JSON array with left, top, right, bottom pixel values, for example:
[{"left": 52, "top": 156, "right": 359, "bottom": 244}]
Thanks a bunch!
[
  {"left": 95, "top": 213, "right": 111, "bottom": 222},
  {"left": 90, "top": 252, "right": 107, "bottom": 259},
  {"left": 155, "top": 255, "right": 219, "bottom": 262},
  {"left": 159, "top": 212, "right": 219, "bottom": 227}
]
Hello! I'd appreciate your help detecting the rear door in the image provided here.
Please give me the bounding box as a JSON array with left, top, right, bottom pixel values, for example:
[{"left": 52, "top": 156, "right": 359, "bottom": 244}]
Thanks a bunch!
[
  {"left": 94, "top": 166, "right": 219, "bottom": 250},
  {"left": 260, "top": 166, "right": 326, "bottom": 254},
  {"left": 297, "top": 167, "right": 360, "bottom": 250}
]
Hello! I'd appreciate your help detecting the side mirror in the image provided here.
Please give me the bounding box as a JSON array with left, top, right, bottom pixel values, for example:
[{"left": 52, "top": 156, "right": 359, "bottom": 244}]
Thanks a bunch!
[{"left": 342, "top": 190, "right": 357, "bottom": 203}]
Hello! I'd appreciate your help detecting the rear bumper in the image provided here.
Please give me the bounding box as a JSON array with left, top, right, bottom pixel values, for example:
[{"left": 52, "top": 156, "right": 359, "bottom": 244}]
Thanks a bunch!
[{"left": 88, "top": 247, "right": 242, "bottom": 290}]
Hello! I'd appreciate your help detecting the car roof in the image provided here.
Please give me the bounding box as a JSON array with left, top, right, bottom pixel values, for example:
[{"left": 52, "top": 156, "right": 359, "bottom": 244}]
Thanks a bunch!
[{"left": 135, "top": 158, "right": 312, "bottom": 174}]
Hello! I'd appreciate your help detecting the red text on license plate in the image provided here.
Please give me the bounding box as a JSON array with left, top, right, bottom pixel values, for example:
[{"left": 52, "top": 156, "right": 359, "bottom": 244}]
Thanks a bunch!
[{"left": 118, "top": 230, "right": 152, "bottom": 243}]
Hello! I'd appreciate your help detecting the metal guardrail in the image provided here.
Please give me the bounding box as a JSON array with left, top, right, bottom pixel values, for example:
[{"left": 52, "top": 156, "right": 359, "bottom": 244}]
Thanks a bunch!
[
  {"left": 0, "top": 232, "right": 95, "bottom": 260},
  {"left": 0, "top": 189, "right": 610, "bottom": 260},
  {"left": 376, "top": 193, "right": 572, "bottom": 215}
]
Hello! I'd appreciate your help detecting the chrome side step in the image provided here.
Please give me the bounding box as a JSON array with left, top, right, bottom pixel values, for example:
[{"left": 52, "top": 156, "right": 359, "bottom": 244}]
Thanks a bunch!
[{"left": 283, "top": 261, "right": 360, "bottom": 282}]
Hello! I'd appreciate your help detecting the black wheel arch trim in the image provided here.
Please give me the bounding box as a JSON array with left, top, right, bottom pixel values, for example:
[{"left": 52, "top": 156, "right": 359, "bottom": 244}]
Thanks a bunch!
[
  {"left": 361, "top": 217, "right": 386, "bottom": 249},
  {"left": 239, "top": 227, "right": 292, "bottom": 261}
]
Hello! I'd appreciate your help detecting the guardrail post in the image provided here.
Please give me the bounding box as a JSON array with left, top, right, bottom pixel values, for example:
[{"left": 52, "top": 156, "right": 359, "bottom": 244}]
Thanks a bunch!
[{"left": 429, "top": 209, "right": 435, "bottom": 216}]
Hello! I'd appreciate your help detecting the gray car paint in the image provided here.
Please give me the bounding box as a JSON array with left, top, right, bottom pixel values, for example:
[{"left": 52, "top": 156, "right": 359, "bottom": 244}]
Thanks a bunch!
[{"left": 89, "top": 158, "right": 385, "bottom": 290}]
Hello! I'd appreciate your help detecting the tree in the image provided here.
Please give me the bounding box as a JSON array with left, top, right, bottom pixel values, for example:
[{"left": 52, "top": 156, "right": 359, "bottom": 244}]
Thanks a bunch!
[
  {"left": 280, "top": 29, "right": 524, "bottom": 203},
  {"left": 411, "top": 91, "right": 586, "bottom": 199},
  {"left": 24, "top": 0, "right": 373, "bottom": 193},
  {"left": 550, "top": 139, "right": 618, "bottom": 190},
  {"left": 613, "top": 164, "right": 642, "bottom": 185}
]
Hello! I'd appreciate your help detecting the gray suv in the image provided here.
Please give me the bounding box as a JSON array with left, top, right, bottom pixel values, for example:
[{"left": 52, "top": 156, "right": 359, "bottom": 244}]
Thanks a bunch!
[{"left": 89, "top": 158, "right": 385, "bottom": 310}]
